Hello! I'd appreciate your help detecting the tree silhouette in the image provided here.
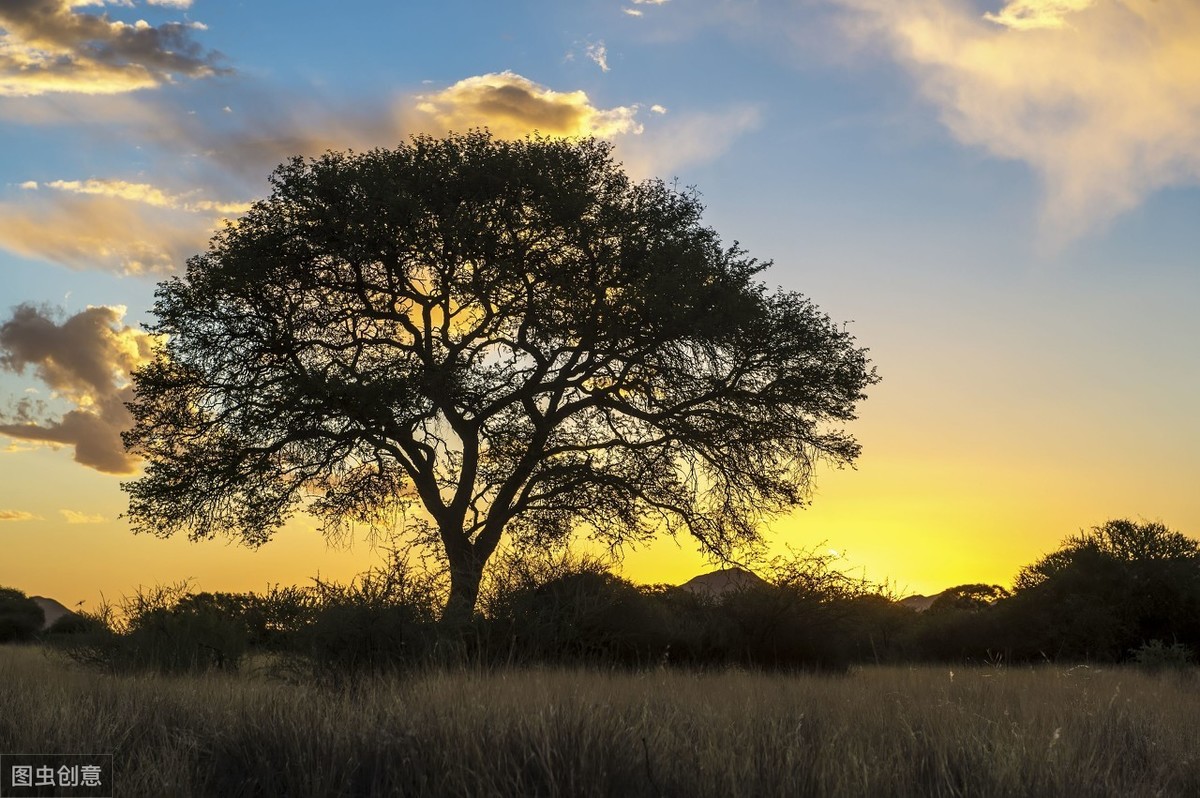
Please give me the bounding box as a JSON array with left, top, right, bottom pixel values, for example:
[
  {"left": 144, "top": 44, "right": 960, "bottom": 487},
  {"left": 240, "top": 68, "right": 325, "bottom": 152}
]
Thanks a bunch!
[
  {"left": 1006, "top": 519, "right": 1200, "bottom": 660},
  {"left": 123, "top": 132, "right": 879, "bottom": 620}
]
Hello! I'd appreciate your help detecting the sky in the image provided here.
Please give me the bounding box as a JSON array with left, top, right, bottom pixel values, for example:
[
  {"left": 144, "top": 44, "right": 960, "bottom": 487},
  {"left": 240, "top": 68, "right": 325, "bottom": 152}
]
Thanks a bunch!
[{"left": 1, "top": 0, "right": 1198, "bottom": 608}]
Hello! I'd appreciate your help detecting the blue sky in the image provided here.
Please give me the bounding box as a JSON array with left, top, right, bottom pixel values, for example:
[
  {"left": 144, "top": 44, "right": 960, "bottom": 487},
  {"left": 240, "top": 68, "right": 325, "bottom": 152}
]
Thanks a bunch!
[{"left": 1, "top": 0, "right": 1198, "bottom": 605}]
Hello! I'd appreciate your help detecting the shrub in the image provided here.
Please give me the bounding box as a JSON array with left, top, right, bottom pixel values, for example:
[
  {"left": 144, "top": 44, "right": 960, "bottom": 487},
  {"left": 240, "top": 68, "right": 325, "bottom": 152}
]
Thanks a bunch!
[
  {"left": 45, "top": 611, "right": 105, "bottom": 636},
  {"left": 0, "top": 587, "right": 45, "bottom": 643},
  {"left": 1130, "top": 640, "right": 1194, "bottom": 670},
  {"left": 479, "top": 550, "right": 672, "bottom": 666},
  {"left": 289, "top": 555, "right": 443, "bottom": 679}
]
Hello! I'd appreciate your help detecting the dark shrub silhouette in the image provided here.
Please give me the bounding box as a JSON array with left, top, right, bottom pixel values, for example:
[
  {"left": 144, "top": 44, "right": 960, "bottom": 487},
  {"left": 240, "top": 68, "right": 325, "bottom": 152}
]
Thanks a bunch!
[
  {"left": 478, "top": 551, "right": 671, "bottom": 666},
  {"left": 1002, "top": 519, "right": 1200, "bottom": 662},
  {"left": 116, "top": 585, "right": 251, "bottom": 673},
  {"left": 645, "top": 551, "right": 896, "bottom": 670},
  {"left": 906, "top": 584, "right": 1009, "bottom": 662},
  {"left": 836, "top": 594, "right": 917, "bottom": 664},
  {"left": 288, "top": 556, "right": 444, "bottom": 678},
  {"left": 0, "top": 587, "right": 45, "bottom": 643},
  {"left": 45, "top": 611, "right": 105, "bottom": 636}
]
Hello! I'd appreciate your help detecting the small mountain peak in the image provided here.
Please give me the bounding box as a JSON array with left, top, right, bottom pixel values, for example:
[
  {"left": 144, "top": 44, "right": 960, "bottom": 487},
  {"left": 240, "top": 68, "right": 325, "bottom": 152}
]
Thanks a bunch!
[{"left": 679, "top": 567, "right": 768, "bottom": 596}]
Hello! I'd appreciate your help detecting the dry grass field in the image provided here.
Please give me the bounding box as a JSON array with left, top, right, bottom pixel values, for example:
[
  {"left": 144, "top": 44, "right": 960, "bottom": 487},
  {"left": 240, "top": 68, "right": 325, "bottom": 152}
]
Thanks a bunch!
[{"left": 2, "top": 644, "right": 1198, "bottom": 797}]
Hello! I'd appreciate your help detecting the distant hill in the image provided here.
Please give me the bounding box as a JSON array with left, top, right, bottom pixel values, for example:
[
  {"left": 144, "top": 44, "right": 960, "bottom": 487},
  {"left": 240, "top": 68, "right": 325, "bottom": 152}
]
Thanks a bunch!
[
  {"left": 678, "top": 567, "right": 769, "bottom": 597},
  {"left": 898, "top": 594, "right": 939, "bottom": 612},
  {"left": 29, "top": 596, "right": 73, "bottom": 629}
]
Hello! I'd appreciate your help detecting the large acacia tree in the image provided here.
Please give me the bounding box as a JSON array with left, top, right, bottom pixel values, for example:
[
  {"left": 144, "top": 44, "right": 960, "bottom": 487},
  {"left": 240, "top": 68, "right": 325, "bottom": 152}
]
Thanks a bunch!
[{"left": 123, "top": 132, "right": 878, "bottom": 620}]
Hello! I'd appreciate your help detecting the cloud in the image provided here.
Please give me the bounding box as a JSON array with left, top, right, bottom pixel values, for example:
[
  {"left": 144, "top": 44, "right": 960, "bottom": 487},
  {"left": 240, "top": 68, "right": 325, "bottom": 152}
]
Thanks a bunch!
[
  {"left": 0, "top": 304, "right": 158, "bottom": 474},
  {"left": 415, "top": 72, "right": 642, "bottom": 138},
  {"left": 0, "top": 72, "right": 749, "bottom": 277},
  {"left": 0, "top": 0, "right": 227, "bottom": 96},
  {"left": 831, "top": 0, "right": 1200, "bottom": 244},
  {"left": 40, "top": 178, "right": 251, "bottom": 214},
  {"left": 617, "top": 104, "right": 762, "bottom": 178},
  {"left": 60, "top": 509, "right": 105, "bottom": 523},
  {"left": 0, "top": 191, "right": 216, "bottom": 274},
  {"left": 623, "top": 0, "right": 670, "bottom": 19},
  {"left": 984, "top": 0, "right": 1095, "bottom": 30},
  {"left": 586, "top": 41, "right": 610, "bottom": 72},
  {"left": 0, "top": 76, "right": 628, "bottom": 275},
  {"left": 147, "top": 0, "right": 193, "bottom": 8},
  {"left": 0, "top": 510, "right": 40, "bottom": 521}
]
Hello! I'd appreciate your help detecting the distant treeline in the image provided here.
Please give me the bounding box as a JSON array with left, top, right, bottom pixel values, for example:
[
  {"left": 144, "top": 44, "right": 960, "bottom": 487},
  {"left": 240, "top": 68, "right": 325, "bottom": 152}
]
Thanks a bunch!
[{"left": 4, "top": 519, "right": 1197, "bottom": 675}]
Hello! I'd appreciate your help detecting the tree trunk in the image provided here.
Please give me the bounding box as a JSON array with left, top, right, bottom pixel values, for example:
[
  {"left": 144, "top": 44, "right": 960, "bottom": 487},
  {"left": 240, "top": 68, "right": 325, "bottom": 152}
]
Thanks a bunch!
[{"left": 442, "top": 547, "right": 485, "bottom": 628}]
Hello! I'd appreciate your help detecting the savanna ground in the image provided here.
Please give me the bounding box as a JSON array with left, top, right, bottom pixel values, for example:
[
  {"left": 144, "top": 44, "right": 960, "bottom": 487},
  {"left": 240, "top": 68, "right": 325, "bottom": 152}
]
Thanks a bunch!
[{"left": 3, "top": 644, "right": 1199, "bottom": 798}]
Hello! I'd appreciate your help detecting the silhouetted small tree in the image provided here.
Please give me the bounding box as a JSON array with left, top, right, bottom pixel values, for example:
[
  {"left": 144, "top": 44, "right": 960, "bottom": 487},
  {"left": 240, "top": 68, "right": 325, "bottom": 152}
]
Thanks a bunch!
[{"left": 926, "top": 584, "right": 1009, "bottom": 614}]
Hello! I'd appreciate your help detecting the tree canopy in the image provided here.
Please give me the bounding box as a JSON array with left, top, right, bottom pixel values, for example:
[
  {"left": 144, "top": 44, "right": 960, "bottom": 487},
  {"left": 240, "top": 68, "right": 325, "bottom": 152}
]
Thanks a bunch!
[
  {"left": 1014, "top": 518, "right": 1200, "bottom": 592},
  {"left": 123, "top": 131, "right": 879, "bottom": 619}
]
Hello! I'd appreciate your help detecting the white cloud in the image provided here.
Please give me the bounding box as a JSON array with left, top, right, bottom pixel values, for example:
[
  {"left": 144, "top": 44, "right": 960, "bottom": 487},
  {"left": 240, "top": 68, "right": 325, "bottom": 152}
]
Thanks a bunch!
[
  {"left": 147, "top": 0, "right": 194, "bottom": 8},
  {"left": 831, "top": 0, "right": 1200, "bottom": 245},
  {"left": 586, "top": 41, "right": 611, "bottom": 72},
  {"left": 0, "top": 510, "right": 40, "bottom": 521},
  {"left": 623, "top": 8, "right": 644, "bottom": 17},
  {"left": 617, "top": 104, "right": 762, "bottom": 179}
]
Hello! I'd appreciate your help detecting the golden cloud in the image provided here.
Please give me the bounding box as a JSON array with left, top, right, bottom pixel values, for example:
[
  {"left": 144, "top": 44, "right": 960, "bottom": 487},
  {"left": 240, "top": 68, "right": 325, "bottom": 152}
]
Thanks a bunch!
[
  {"left": 0, "top": 509, "right": 40, "bottom": 521},
  {"left": 0, "top": 191, "right": 214, "bottom": 275},
  {"left": 0, "top": 73, "right": 744, "bottom": 279},
  {"left": 60, "top": 509, "right": 105, "bottom": 524},
  {"left": 40, "top": 178, "right": 251, "bottom": 215},
  {"left": 0, "top": 0, "right": 225, "bottom": 96},
  {"left": 984, "top": 0, "right": 1095, "bottom": 30},
  {"left": 833, "top": 0, "right": 1200, "bottom": 244},
  {"left": 415, "top": 72, "right": 642, "bottom": 139},
  {"left": 0, "top": 304, "right": 158, "bottom": 475}
]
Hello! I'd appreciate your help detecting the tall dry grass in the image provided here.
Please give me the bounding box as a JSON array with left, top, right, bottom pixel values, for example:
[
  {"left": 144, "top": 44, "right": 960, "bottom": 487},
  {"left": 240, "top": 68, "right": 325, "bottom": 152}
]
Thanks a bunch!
[{"left": 2, "top": 644, "right": 1198, "bottom": 797}]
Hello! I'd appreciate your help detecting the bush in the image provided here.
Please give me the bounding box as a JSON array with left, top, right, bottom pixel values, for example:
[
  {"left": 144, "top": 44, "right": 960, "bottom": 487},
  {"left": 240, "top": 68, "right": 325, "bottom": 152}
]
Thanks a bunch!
[
  {"left": 288, "top": 556, "right": 443, "bottom": 679},
  {"left": 45, "top": 611, "right": 106, "bottom": 636},
  {"left": 479, "top": 550, "right": 672, "bottom": 666},
  {"left": 56, "top": 584, "right": 250, "bottom": 674},
  {"left": 1130, "top": 640, "right": 1194, "bottom": 670},
  {"left": 0, "top": 587, "right": 45, "bottom": 643}
]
